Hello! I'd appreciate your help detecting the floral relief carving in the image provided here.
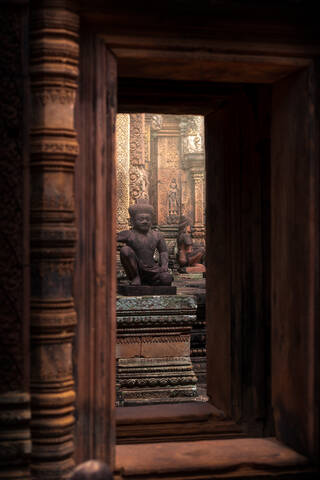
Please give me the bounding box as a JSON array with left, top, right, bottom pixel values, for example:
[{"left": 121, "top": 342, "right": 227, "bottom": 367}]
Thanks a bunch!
[
  {"left": 33, "top": 88, "right": 76, "bottom": 106},
  {"left": 129, "top": 165, "right": 149, "bottom": 204},
  {"left": 116, "top": 114, "right": 130, "bottom": 230},
  {"left": 130, "top": 114, "right": 145, "bottom": 166}
]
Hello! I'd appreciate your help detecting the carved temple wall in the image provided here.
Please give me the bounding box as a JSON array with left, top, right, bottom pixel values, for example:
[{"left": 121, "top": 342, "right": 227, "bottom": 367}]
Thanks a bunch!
[
  {"left": 116, "top": 114, "right": 206, "bottom": 261},
  {"left": 0, "top": 4, "right": 31, "bottom": 479}
]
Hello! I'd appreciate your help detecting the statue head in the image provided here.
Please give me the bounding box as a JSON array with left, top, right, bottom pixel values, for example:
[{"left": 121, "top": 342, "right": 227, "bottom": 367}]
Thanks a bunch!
[
  {"left": 70, "top": 460, "right": 113, "bottom": 480},
  {"left": 178, "top": 215, "right": 192, "bottom": 233},
  {"left": 129, "top": 199, "right": 154, "bottom": 233}
]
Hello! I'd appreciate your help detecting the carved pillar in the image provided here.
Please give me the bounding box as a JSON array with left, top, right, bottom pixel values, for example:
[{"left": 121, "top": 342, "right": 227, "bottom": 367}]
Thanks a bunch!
[
  {"left": 180, "top": 116, "right": 206, "bottom": 244},
  {"left": 116, "top": 114, "right": 130, "bottom": 231},
  {"left": 191, "top": 170, "right": 205, "bottom": 242},
  {"left": 30, "top": 2, "right": 78, "bottom": 478},
  {"left": 129, "top": 114, "right": 149, "bottom": 205},
  {"left": 0, "top": 4, "right": 31, "bottom": 478}
]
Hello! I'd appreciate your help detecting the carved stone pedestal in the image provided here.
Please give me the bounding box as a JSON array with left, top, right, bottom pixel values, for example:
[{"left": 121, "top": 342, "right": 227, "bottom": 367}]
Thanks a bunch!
[{"left": 116, "top": 295, "right": 198, "bottom": 405}]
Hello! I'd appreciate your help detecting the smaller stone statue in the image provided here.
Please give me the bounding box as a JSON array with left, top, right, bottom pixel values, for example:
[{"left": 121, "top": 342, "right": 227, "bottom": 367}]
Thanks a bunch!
[
  {"left": 117, "top": 199, "right": 173, "bottom": 286},
  {"left": 176, "top": 216, "right": 205, "bottom": 273}
]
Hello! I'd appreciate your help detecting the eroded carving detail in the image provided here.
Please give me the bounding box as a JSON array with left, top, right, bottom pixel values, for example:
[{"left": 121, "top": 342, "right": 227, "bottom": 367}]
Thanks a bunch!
[
  {"left": 158, "top": 137, "right": 179, "bottom": 168},
  {"left": 180, "top": 116, "right": 204, "bottom": 154},
  {"left": 151, "top": 114, "right": 163, "bottom": 131}
]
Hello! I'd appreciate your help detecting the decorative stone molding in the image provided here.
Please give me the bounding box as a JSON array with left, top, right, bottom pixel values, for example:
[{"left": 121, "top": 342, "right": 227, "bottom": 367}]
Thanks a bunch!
[
  {"left": 29, "top": 1, "right": 79, "bottom": 478},
  {"left": 116, "top": 114, "right": 130, "bottom": 231}
]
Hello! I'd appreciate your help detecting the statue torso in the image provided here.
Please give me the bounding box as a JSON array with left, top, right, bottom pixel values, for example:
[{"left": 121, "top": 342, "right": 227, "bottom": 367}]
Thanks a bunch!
[{"left": 121, "top": 229, "right": 161, "bottom": 268}]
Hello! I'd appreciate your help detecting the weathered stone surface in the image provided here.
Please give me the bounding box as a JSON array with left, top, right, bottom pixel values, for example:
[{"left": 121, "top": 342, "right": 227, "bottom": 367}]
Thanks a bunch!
[
  {"left": 117, "top": 294, "right": 197, "bottom": 312},
  {"left": 116, "top": 438, "right": 309, "bottom": 477}
]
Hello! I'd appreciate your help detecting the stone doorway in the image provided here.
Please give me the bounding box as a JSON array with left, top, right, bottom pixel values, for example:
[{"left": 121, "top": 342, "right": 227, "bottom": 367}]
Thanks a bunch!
[{"left": 115, "top": 113, "right": 207, "bottom": 406}]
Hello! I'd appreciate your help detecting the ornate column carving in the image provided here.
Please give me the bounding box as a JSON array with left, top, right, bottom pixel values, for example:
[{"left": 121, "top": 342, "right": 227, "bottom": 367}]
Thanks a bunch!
[
  {"left": 129, "top": 114, "right": 149, "bottom": 205},
  {"left": 116, "top": 114, "right": 130, "bottom": 231},
  {"left": 191, "top": 170, "right": 205, "bottom": 241},
  {"left": 30, "top": 2, "right": 78, "bottom": 478},
  {"left": 180, "top": 116, "right": 206, "bottom": 243}
]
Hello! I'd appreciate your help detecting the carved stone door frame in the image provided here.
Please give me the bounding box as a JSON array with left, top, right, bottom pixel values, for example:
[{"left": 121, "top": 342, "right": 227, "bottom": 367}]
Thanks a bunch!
[
  {"left": 27, "top": 5, "right": 319, "bottom": 474},
  {"left": 74, "top": 26, "right": 320, "bottom": 469}
]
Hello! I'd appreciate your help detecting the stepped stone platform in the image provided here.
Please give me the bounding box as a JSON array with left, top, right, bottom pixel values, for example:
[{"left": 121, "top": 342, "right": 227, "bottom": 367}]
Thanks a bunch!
[
  {"left": 172, "top": 273, "right": 207, "bottom": 399},
  {"left": 116, "top": 295, "right": 198, "bottom": 406}
]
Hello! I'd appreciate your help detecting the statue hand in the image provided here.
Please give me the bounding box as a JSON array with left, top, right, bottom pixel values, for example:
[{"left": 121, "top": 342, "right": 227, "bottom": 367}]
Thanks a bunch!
[{"left": 158, "top": 265, "right": 168, "bottom": 273}]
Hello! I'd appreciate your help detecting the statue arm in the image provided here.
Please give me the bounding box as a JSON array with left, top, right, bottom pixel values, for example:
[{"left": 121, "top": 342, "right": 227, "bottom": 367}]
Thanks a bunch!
[
  {"left": 157, "top": 234, "right": 169, "bottom": 272},
  {"left": 117, "top": 230, "right": 130, "bottom": 243}
]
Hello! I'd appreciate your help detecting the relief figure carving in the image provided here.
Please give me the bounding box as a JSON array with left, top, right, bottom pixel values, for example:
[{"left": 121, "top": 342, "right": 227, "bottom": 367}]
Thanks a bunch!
[{"left": 167, "top": 177, "right": 180, "bottom": 224}]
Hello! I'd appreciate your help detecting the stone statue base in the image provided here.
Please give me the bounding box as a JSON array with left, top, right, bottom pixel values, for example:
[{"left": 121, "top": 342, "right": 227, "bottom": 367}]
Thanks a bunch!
[
  {"left": 118, "top": 284, "right": 176, "bottom": 296},
  {"left": 116, "top": 295, "right": 198, "bottom": 405}
]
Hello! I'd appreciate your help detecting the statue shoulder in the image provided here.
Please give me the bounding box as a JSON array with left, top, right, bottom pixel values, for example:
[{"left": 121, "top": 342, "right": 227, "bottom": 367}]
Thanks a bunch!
[
  {"left": 153, "top": 229, "right": 165, "bottom": 241},
  {"left": 117, "top": 229, "right": 132, "bottom": 242},
  {"left": 180, "top": 232, "right": 192, "bottom": 246}
]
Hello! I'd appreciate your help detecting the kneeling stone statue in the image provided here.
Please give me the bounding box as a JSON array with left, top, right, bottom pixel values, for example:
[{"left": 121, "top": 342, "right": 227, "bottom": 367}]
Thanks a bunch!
[{"left": 117, "top": 199, "right": 173, "bottom": 286}]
